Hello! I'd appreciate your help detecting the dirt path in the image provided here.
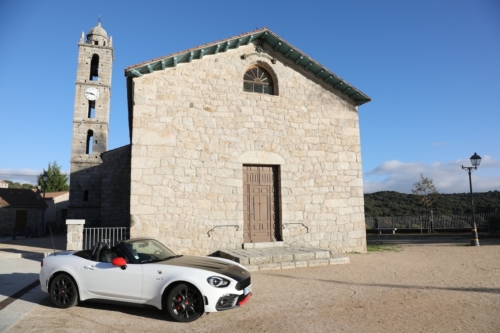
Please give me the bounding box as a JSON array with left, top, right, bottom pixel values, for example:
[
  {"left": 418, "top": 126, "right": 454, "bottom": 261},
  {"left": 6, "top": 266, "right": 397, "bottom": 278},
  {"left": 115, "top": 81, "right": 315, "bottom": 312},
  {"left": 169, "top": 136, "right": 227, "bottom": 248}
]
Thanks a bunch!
[{"left": 7, "top": 238, "right": 500, "bottom": 333}]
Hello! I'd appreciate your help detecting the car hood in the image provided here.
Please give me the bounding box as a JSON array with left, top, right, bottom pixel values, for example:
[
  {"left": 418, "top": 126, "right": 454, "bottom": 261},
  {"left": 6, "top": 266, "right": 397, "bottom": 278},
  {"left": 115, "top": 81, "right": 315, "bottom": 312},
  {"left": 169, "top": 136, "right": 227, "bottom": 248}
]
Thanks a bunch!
[{"left": 157, "top": 256, "right": 249, "bottom": 282}]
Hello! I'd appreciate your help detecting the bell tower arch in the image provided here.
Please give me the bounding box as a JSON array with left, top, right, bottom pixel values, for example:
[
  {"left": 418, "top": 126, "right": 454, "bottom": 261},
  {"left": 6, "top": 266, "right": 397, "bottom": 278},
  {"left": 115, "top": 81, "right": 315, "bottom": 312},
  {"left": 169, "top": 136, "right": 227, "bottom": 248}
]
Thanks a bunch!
[{"left": 68, "top": 21, "right": 113, "bottom": 226}]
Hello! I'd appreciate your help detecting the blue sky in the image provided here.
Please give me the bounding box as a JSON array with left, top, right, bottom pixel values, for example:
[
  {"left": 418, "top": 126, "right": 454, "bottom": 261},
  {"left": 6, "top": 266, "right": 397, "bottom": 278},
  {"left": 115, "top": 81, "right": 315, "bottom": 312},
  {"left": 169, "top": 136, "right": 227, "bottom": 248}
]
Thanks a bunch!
[{"left": 0, "top": 0, "right": 499, "bottom": 193}]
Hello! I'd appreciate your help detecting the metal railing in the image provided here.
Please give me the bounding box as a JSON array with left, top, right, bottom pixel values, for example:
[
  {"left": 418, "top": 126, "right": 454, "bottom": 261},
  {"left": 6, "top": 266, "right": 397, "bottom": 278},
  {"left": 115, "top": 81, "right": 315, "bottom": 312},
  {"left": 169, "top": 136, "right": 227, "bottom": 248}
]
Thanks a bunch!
[
  {"left": 83, "top": 227, "right": 129, "bottom": 250},
  {"left": 365, "top": 213, "right": 500, "bottom": 230},
  {"left": 282, "top": 222, "right": 309, "bottom": 233},
  {"left": 207, "top": 225, "right": 240, "bottom": 237}
]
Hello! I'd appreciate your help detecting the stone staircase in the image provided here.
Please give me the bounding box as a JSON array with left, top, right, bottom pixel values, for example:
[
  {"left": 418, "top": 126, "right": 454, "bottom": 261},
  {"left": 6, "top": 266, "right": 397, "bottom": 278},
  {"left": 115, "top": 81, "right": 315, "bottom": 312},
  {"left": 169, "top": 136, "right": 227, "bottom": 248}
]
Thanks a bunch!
[{"left": 219, "top": 242, "right": 349, "bottom": 271}]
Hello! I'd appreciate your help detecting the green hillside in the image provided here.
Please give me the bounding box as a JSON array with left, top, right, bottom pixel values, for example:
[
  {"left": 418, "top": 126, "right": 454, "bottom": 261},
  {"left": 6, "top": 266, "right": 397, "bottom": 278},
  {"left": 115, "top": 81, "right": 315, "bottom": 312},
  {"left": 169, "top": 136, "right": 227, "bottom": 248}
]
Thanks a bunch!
[{"left": 364, "top": 190, "right": 500, "bottom": 216}]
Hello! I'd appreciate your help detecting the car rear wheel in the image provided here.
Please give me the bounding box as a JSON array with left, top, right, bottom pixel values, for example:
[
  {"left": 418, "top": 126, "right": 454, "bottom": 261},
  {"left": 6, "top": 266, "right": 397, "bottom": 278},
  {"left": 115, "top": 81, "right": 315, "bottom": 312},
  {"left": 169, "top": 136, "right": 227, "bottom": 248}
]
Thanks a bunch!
[
  {"left": 166, "top": 283, "right": 204, "bottom": 322},
  {"left": 50, "top": 273, "right": 78, "bottom": 308}
]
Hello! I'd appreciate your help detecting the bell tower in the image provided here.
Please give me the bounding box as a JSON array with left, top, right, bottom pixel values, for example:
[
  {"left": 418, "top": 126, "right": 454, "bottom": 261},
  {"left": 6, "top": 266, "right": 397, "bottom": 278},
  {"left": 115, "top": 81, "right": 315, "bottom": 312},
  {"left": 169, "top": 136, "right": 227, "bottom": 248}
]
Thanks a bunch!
[{"left": 68, "top": 21, "right": 113, "bottom": 226}]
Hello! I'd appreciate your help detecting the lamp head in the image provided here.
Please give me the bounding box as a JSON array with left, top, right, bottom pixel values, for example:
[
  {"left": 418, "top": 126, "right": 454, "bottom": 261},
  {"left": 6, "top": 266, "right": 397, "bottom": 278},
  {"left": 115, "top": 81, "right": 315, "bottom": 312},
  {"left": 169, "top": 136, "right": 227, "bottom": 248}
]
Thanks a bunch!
[
  {"left": 470, "top": 152, "right": 481, "bottom": 168},
  {"left": 42, "top": 172, "right": 48, "bottom": 182}
]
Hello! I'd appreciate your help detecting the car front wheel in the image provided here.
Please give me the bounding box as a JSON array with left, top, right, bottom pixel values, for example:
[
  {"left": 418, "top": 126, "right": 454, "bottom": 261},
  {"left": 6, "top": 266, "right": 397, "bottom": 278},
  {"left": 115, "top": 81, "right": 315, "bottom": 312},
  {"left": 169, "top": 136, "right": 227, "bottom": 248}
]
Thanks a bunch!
[
  {"left": 50, "top": 273, "right": 79, "bottom": 308},
  {"left": 166, "top": 283, "right": 204, "bottom": 322}
]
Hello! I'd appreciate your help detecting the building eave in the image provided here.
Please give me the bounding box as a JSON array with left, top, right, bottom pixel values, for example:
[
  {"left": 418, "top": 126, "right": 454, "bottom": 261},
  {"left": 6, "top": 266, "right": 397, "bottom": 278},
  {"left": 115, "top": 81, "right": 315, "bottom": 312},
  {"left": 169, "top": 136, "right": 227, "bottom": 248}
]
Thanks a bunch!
[{"left": 124, "top": 28, "right": 371, "bottom": 106}]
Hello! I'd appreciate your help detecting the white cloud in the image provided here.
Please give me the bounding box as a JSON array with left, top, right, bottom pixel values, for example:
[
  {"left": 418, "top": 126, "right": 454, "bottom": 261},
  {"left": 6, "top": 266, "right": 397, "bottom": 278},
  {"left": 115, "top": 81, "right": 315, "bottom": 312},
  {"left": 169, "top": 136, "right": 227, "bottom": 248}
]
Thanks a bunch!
[
  {"left": 0, "top": 168, "right": 69, "bottom": 185},
  {"left": 364, "top": 156, "right": 500, "bottom": 194},
  {"left": 0, "top": 168, "right": 40, "bottom": 185}
]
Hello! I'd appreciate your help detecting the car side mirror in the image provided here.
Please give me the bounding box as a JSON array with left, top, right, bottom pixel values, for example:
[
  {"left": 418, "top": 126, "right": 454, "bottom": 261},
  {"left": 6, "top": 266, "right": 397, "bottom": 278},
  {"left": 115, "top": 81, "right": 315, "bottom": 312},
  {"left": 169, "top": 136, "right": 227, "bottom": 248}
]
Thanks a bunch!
[{"left": 112, "top": 257, "right": 127, "bottom": 270}]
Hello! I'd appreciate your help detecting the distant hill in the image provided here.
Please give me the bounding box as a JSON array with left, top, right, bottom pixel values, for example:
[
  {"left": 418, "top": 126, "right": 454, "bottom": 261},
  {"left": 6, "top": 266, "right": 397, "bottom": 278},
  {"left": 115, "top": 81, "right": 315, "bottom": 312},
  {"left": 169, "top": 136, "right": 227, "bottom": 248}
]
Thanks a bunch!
[{"left": 364, "top": 190, "right": 500, "bottom": 216}]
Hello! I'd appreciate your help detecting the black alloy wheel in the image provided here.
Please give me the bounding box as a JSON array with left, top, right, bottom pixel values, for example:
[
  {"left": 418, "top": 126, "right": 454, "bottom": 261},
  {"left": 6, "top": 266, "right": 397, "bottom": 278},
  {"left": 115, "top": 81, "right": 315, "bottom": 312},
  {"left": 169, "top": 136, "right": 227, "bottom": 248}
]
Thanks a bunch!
[
  {"left": 50, "top": 274, "right": 79, "bottom": 308},
  {"left": 166, "top": 283, "right": 204, "bottom": 322}
]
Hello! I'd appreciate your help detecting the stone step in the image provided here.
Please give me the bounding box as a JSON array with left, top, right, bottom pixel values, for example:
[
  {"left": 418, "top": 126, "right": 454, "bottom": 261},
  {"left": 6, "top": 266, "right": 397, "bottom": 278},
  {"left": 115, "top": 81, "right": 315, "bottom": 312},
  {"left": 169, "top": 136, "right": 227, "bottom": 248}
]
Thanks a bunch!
[
  {"left": 244, "top": 256, "right": 349, "bottom": 272},
  {"left": 220, "top": 246, "right": 334, "bottom": 265},
  {"left": 219, "top": 246, "right": 349, "bottom": 271}
]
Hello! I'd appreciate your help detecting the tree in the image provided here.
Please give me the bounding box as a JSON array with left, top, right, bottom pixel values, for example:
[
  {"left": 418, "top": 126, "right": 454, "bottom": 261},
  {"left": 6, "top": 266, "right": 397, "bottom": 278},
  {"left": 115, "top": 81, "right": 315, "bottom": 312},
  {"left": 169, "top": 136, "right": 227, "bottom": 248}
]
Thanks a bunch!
[
  {"left": 37, "top": 162, "right": 69, "bottom": 192},
  {"left": 412, "top": 174, "right": 439, "bottom": 209},
  {"left": 412, "top": 174, "right": 438, "bottom": 232}
]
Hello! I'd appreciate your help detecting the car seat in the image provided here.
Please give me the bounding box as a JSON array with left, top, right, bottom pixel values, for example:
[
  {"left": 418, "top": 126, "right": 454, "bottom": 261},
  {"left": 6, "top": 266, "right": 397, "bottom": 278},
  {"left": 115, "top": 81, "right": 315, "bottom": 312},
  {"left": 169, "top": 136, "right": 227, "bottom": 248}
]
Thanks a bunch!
[
  {"left": 100, "top": 249, "right": 118, "bottom": 263},
  {"left": 90, "top": 242, "right": 109, "bottom": 261}
]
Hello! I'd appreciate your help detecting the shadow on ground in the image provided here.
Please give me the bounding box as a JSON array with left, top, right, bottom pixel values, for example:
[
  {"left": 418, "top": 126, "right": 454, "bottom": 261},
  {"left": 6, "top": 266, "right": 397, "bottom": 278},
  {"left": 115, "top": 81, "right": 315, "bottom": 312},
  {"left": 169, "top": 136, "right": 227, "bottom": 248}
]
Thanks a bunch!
[
  {"left": 0, "top": 273, "right": 40, "bottom": 306},
  {"left": 37, "top": 296, "right": 178, "bottom": 322},
  {"left": 264, "top": 273, "right": 500, "bottom": 295},
  {"left": 0, "top": 235, "right": 66, "bottom": 251}
]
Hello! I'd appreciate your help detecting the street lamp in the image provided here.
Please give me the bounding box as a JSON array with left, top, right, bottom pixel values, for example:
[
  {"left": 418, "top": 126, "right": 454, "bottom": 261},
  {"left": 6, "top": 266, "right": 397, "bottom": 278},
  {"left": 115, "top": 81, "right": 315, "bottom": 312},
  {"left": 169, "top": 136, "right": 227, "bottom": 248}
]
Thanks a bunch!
[
  {"left": 42, "top": 172, "right": 48, "bottom": 236},
  {"left": 461, "top": 152, "right": 481, "bottom": 246}
]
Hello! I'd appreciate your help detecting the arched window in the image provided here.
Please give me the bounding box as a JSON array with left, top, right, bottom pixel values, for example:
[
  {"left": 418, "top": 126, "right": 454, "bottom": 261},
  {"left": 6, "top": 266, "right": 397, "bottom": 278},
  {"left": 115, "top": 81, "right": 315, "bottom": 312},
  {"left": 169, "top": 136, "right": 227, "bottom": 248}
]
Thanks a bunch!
[
  {"left": 86, "top": 130, "right": 94, "bottom": 154},
  {"left": 243, "top": 67, "right": 274, "bottom": 95},
  {"left": 88, "top": 101, "right": 95, "bottom": 118},
  {"left": 90, "top": 54, "right": 99, "bottom": 81}
]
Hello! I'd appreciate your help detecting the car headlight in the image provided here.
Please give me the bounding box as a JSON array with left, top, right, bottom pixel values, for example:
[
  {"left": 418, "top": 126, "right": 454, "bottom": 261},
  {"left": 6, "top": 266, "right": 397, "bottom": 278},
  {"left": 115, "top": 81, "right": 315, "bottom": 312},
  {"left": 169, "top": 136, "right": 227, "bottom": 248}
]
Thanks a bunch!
[{"left": 207, "top": 276, "right": 230, "bottom": 288}]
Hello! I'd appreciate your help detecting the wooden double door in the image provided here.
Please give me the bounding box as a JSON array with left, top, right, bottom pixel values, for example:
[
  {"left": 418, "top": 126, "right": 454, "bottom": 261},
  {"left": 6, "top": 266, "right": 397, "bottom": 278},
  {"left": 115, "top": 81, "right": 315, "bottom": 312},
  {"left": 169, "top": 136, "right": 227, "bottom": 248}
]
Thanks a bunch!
[{"left": 243, "top": 165, "right": 280, "bottom": 243}]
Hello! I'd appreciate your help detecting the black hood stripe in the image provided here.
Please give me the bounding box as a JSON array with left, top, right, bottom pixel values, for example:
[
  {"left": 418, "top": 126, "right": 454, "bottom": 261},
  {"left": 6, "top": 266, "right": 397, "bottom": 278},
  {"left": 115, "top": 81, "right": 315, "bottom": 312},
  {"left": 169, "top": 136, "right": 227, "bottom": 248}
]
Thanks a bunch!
[{"left": 156, "top": 256, "right": 249, "bottom": 282}]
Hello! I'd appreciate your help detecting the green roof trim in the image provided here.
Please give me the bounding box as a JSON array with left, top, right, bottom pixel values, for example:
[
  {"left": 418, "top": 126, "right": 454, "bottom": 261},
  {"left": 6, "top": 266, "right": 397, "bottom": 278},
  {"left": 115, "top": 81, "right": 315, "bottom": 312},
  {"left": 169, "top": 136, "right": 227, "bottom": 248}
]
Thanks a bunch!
[{"left": 125, "top": 28, "right": 371, "bottom": 106}]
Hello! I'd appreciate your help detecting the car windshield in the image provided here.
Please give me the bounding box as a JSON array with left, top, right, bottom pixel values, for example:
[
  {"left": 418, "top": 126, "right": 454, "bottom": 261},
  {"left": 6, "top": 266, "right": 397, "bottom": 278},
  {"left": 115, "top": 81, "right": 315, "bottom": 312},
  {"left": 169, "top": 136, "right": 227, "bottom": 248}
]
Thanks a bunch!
[{"left": 126, "top": 239, "right": 178, "bottom": 263}]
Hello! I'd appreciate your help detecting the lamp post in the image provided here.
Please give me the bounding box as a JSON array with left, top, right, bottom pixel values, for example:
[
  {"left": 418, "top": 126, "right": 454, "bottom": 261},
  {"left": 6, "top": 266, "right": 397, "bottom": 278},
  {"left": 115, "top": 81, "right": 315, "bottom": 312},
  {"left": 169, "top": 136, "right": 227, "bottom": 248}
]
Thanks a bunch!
[
  {"left": 42, "top": 172, "right": 48, "bottom": 236},
  {"left": 461, "top": 152, "right": 481, "bottom": 246}
]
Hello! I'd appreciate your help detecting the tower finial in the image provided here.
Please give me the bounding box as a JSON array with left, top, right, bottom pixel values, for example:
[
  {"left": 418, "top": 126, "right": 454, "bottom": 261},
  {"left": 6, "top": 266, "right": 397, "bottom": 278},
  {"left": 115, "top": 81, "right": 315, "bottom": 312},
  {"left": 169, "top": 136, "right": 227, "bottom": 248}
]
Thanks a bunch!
[{"left": 98, "top": 14, "right": 101, "bottom": 24}]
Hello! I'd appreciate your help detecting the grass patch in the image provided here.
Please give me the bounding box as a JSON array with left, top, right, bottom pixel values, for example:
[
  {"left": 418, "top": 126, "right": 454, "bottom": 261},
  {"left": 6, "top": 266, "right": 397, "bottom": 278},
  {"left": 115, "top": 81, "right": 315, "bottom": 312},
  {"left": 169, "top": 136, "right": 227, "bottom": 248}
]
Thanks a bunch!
[{"left": 367, "top": 243, "right": 402, "bottom": 252}]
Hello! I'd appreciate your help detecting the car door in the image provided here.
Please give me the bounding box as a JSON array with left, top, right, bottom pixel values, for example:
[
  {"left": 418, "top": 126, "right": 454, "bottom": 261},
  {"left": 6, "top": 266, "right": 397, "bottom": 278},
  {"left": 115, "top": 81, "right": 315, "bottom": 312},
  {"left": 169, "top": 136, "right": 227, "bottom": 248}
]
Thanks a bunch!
[{"left": 79, "top": 259, "right": 143, "bottom": 301}]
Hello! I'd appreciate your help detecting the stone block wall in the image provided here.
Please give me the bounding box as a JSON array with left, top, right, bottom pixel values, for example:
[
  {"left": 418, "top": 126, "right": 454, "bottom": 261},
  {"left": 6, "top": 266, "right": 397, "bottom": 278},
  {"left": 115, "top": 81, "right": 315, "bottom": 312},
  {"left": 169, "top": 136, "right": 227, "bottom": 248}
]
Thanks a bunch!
[
  {"left": 129, "top": 42, "right": 366, "bottom": 255},
  {"left": 0, "top": 208, "right": 42, "bottom": 236},
  {"left": 101, "top": 145, "right": 131, "bottom": 227},
  {"left": 68, "top": 163, "right": 103, "bottom": 227}
]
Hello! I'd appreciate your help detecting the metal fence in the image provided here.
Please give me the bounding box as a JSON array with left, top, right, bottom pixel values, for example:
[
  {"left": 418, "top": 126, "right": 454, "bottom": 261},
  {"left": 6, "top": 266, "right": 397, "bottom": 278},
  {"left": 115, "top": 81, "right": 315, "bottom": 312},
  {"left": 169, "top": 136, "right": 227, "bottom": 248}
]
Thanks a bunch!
[
  {"left": 83, "top": 227, "right": 129, "bottom": 250},
  {"left": 365, "top": 212, "right": 500, "bottom": 230}
]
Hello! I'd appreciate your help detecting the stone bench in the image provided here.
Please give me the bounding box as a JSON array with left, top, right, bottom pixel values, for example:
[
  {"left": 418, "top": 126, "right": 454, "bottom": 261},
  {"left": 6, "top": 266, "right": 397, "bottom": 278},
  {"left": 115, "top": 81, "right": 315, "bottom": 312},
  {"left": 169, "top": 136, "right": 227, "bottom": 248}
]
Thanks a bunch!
[{"left": 377, "top": 228, "right": 397, "bottom": 235}]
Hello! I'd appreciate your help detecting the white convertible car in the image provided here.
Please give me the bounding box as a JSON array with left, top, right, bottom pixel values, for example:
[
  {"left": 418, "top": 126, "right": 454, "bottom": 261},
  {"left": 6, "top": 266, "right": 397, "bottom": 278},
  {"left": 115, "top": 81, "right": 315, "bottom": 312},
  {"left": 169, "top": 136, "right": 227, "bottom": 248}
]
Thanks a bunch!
[{"left": 39, "top": 238, "right": 252, "bottom": 322}]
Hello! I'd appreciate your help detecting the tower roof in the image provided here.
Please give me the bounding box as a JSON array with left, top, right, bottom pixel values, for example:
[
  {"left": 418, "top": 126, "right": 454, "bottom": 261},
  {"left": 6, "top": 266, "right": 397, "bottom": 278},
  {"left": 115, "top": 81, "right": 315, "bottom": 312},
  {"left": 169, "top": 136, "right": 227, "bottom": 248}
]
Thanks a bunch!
[{"left": 87, "top": 22, "right": 108, "bottom": 39}]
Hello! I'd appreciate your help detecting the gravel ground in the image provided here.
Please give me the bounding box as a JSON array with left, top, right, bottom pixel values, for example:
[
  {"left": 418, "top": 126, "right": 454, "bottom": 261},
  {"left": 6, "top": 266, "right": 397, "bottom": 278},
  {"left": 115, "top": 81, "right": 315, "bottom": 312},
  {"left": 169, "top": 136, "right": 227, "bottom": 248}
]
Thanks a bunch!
[{"left": 7, "top": 236, "right": 500, "bottom": 333}]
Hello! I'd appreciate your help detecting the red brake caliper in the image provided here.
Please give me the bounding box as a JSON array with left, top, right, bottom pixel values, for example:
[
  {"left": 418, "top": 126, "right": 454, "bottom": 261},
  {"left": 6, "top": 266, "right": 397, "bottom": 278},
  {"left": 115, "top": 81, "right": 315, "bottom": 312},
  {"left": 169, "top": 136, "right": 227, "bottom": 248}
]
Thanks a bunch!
[{"left": 176, "top": 296, "right": 183, "bottom": 311}]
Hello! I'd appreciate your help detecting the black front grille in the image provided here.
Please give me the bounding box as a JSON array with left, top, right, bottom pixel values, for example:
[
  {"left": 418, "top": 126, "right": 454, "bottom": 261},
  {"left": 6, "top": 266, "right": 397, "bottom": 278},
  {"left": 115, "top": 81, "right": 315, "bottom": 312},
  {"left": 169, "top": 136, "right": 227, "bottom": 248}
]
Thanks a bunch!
[
  {"left": 215, "top": 294, "right": 239, "bottom": 311},
  {"left": 235, "top": 277, "right": 251, "bottom": 291}
]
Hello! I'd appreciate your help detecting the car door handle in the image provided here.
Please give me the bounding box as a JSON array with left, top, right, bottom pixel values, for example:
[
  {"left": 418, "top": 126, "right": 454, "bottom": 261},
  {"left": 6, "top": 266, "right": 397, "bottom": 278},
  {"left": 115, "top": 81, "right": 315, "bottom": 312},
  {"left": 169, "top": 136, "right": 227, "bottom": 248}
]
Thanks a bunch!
[{"left": 84, "top": 265, "right": 96, "bottom": 270}]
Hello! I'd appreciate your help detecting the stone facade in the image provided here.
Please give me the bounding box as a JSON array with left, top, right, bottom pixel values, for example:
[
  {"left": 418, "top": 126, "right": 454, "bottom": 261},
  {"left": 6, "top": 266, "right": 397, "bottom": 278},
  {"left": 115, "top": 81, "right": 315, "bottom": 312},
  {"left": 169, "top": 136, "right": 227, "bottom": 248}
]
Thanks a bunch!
[
  {"left": 0, "top": 208, "right": 42, "bottom": 236},
  {"left": 0, "top": 188, "right": 45, "bottom": 236},
  {"left": 128, "top": 41, "right": 367, "bottom": 255}
]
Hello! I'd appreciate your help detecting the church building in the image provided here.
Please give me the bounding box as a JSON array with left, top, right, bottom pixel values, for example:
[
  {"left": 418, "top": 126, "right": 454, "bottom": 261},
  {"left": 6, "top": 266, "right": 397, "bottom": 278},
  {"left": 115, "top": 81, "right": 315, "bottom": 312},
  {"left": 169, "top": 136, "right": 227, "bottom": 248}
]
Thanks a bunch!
[{"left": 68, "top": 23, "right": 371, "bottom": 255}]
